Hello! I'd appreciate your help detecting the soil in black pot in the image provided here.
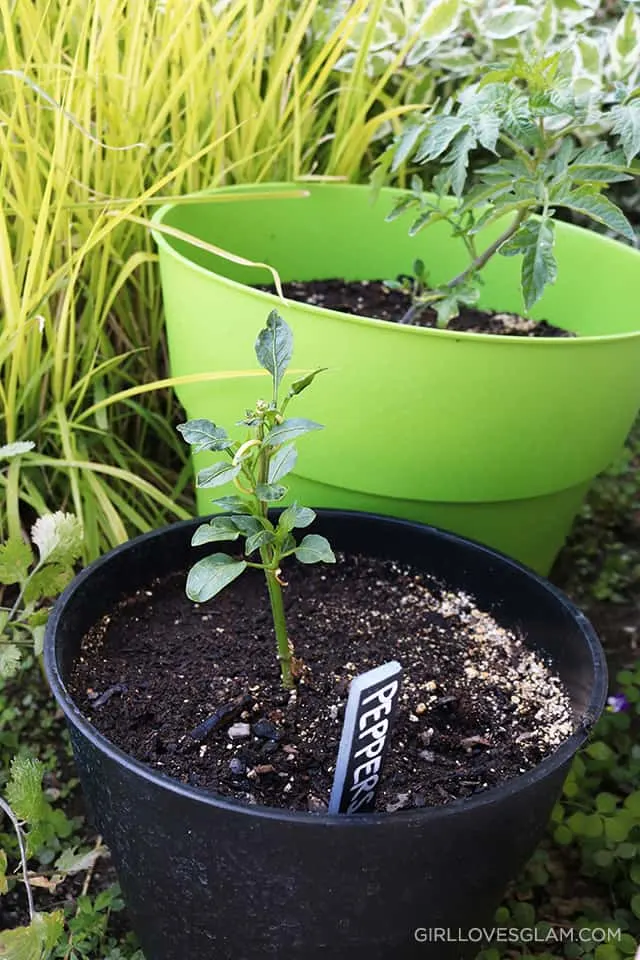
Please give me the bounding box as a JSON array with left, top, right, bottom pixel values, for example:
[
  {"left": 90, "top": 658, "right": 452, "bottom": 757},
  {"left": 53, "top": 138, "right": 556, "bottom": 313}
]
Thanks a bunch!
[
  {"left": 256, "top": 279, "right": 574, "bottom": 338},
  {"left": 69, "top": 553, "right": 576, "bottom": 813}
]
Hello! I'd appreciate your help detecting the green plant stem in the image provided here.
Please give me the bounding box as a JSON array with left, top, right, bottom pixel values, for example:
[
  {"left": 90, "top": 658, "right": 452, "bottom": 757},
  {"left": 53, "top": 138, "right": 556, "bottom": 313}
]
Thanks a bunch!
[
  {"left": 263, "top": 565, "right": 294, "bottom": 690},
  {"left": 1, "top": 565, "right": 39, "bottom": 639},
  {"left": 256, "top": 430, "right": 293, "bottom": 690},
  {"left": 447, "top": 208, "right": 529, "bottom": 288},
  {"left": 399, "top": 209, "right": 529, "bottom": 326}
]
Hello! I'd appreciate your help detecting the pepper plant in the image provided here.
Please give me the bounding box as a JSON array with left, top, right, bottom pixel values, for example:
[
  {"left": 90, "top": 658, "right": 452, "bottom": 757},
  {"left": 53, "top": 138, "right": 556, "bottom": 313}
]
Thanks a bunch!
[
  {"left": 178, "top": 312, "right": 334, "bottom": 690},
  {"left": 379, "top": 53, "right": 640, "bottom": 326}
]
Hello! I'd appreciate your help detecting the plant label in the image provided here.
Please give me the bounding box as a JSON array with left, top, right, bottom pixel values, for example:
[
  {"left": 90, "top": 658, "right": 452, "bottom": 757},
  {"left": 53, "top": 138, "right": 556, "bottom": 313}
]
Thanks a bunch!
[{"left": 328, "top": 660, "right": 403, "bottom": 815}]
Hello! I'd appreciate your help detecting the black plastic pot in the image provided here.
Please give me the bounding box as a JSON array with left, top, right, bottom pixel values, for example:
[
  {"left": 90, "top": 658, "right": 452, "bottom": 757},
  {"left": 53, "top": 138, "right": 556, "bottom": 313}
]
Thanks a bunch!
[{"left": 45, "top": 511, "right": 607, "bottom": 960}]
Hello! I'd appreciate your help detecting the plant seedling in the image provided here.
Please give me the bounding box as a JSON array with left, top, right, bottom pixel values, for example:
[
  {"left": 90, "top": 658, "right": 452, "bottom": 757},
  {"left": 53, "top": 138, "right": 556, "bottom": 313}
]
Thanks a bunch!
[
  {"left": 178, "top": 311, "right": 334, "bottom": 690},
  {"left": 378, "top": 53, "right": 640, "bottom": 327}
]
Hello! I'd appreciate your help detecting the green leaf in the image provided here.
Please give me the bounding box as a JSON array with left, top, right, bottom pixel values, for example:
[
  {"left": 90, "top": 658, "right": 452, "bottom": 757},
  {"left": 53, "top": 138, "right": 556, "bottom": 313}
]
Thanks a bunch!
[
  {"left": 594, "top": 944, "right": 623, "bottom": 960},
  {"left": 254, "top": 310, "right": 293, "bottom": 393},
  {"left": 408, "top": 209, "right": 447, "bottom": 236},
  {"left": 265, "top": 418, "right": 323, "bottom": 446},
  {"left": 612, "top": 6, "right": 640, "bottom": 62},
  {"left": 255, "top": 482, "right": 288, "bottom": 502},
  {"left": 434, "top": 295, "right": 462, "bottom": 327},
  {"left": 278, "top": 504, "right": 316, "bottom": 533},
  {"left": 370, "top": 148, "right": 393, "bottom": 203},
  {"left": 32, "top": 625, "right": 45, "bottom": 657},
  {"left": 55, "top": 843, "right": 107, "bottom": 876},
  {"left": 245, "top": 530, "right": 276, "bottom": 554},
  {"left": 0, "top": 538, "right": 32, "bottom": 585},
  {"left": 577, "top": 37, "right": 601, "bottom": 78},
  {"left": 0, "top": 441, "right": 35, "bottom": 459},
  {"left": 483, "top": 5, "right": 538, "bottom": 39},
  {"left": 615, "top": 841, "right": 636, "bottom": 859},
  {"left": 631, "top": 893, "right": 640, "bottom": 919},
  {"left": 604, "top": 812, "right": 634, "bottom": 842},
  {"left": 0, "top": 912, "right": 65, "bottom": 960},
  {"left": 595, "top": 792, "right": 619, "bottom": 814},
  {"left": 0, "top": 644, "right": 22, "bottom": 678},
  {"left": 432, "top": 169, "right": 452, "bottom": 197},
  {"left": 229, "top": 515, "right": 264, "bottom": 536},
  {"left": 446, "top": 128, "right": 476, "bottom": 196},
  {"left": 501, "top": 219, "right": 557, "bottom": 310},
  {"left": 286, "top": 368, "right": 326, "bottom": 399},
  {"left": 415, "top": 116, "right": 467, "bottom": 163},
  {"left": 186, "top": 554, "right": 247, "bottom": 602},
  {"left": 556, "top": 187, "right": 635, "bottom": 241},
  {"left": 295, "top": 534, "right": 336, "bottom": 564},
  {"left": 191, "top": 517, "right": 242, "bottom": 546},
  {"left": 385, "top": 197, "right": 418, "bottom": 222},
  {"left": 6, "top": 756, "right": 46, "bottom": 823},
  {"left": 30, "top": 513, "right": 83, "bottom": 566},
  {"left": 420, "top": 0, "right": 462, "bottom": 43},
  {"left": 391, "top": 123, "right": 426, "bottom": 172},
  {"left": 569, "top": 145, "right": 632, "bottom": 182},
  {"left": 23, "top": 564, "right": 73, "bottom": 605},
  {"left": 196, "top": 461, "right": 241, "bottom": 489},
  {"left": 475, "top": 111, "right": 501, "bottom": 154},
  {"left": 0, "top": 849, "right": 7, "bottom": 895},
  {"left": 592, "top": 849, "right": 613, "bottom": 868},
  {"left": 610, "top": 101, "right": 640, "bottom": 165},
  {"left": 623, "top": 790, "right": 640, "bottom": 814},
  {"left": 268, "top": 444, "right": 297, "bottom": 484},
  {"left": 553, "top": 823, "right": 573, "bottom": 845},
  {"left": 176, "top": 419, "right": 232, "bottom": 452},
  {"left": 524, "top": 219, "right": 557, "bottom": 309},
  {"left": 586, "top": 740, "right": 614, "bottom": 763},
  {"left": 210, "top": 496, "right": 251, "bottom": 514}
]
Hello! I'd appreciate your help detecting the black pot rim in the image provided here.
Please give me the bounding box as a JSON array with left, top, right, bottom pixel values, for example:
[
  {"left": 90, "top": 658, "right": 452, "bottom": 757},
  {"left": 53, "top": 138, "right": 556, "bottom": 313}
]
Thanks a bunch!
[{"left": 45, "top": 510, "right": 608, "bottom": 827}]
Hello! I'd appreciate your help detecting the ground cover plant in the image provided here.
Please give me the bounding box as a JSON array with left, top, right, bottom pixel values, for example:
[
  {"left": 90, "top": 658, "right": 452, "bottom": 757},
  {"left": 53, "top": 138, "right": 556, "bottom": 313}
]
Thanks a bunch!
[{"left": 316, "top": 0, "right": 640, "bottom": 108}]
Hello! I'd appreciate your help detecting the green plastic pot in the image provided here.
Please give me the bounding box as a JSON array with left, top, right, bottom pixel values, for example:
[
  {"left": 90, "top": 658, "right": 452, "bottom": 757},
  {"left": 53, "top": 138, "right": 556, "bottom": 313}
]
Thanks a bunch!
[{"left": 152, "top": 183, "right": 640, "bottom": 574}]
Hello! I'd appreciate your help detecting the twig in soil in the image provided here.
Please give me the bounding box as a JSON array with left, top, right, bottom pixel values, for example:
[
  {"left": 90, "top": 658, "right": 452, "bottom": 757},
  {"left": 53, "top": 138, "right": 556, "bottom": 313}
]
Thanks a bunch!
[
  {"left": 89, "top": 683, "right": 127, "bottom": 708},
  {"left": 81, "top": 835, "right": 103, "bottom": 897},
  {"left": 189, "top": 693, "right": 253, "bottom": 741}
]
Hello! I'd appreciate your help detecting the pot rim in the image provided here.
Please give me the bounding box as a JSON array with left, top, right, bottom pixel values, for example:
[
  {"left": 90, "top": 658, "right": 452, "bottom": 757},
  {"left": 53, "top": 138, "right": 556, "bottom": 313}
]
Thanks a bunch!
[
  {"left": 151, "top": 182, "right": 640, "bottom": 347},
  {"left": 45, "top": 511, "right": 608, "bottom": 827}
]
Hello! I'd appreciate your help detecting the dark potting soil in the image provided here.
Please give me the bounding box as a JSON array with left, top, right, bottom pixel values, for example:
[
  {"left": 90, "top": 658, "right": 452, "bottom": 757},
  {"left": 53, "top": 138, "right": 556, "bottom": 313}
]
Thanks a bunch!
[
  {"left": 70, "top": 554, "right": 575, "bottom": 814},
  {"left": 257, "top": 279, "right": 574, "bottom": 338}
]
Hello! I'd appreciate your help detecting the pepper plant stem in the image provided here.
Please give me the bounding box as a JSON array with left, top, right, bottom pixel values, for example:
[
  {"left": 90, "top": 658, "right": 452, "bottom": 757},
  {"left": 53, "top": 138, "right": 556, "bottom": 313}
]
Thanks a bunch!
[
  {"left": 257, "top": 421, "right": 294, "bottom": 690},
  {"left": 263, "top": 563, "right": 294, "bottom": 690}
]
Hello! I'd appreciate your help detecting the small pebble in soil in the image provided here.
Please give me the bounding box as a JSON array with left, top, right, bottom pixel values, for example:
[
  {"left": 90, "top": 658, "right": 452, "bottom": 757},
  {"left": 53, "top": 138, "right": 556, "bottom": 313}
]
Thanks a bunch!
[
  {"left": 228, "top": 723, "right": 251, "bottom": 740},
  {"left": 252, "top": 719, "right": 282, "bottom": 740}
]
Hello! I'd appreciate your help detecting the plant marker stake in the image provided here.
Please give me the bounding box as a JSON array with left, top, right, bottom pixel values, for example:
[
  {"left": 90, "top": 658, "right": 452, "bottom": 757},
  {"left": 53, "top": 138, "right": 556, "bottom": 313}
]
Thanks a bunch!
[{"left": 328, "top": 661, "right": 403, "bottom": 815}]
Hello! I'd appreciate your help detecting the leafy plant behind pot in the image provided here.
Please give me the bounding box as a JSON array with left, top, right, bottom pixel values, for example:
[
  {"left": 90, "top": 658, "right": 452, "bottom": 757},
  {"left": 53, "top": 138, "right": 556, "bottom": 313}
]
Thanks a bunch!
[
  {"left": 377, "top": 53, "right": 640, "bottom": 327},
  {"left": 0, "top": 445, "right": 83, "bottom": 679},
  {"left": 178, "top": 311, "right": 334, "bottom": 690}
]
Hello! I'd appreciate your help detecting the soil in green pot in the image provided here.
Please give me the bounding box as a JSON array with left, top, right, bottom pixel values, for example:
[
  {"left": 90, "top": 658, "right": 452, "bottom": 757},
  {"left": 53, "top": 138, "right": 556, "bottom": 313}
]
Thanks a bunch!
[
  {"left": 257, "top": 280, "right": 574, "bottom": 338},
  {"left": 69, "top": 553, "right": 576, "bottom": 813}
]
